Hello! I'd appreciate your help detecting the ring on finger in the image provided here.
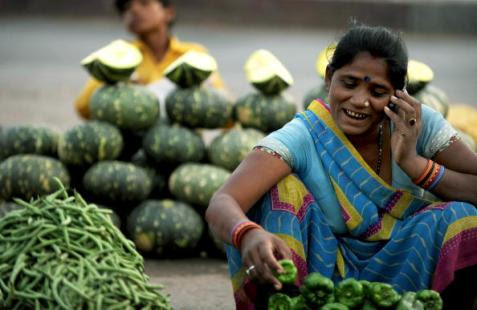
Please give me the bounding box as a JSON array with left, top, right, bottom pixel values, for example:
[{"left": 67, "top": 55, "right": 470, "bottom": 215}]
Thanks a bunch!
[
  {"left": 408, "top": 118, "right": 417, "bottom": 126},
  {"left": 245, "top": 265, "right": 256, "bottom": 276}
]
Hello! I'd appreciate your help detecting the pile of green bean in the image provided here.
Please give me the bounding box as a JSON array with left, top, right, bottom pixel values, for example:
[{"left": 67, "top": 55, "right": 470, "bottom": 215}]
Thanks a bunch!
[{"left": 0, "top": 183, "right": 171, "bottom": 309}]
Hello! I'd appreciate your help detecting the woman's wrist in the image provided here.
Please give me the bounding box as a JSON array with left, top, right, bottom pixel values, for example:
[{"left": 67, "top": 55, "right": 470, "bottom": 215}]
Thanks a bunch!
[
  {"left": 398, "top": 155, "right": 429, "bottom": 180},
  {"left": 402, "top": 156, "right": 446, "bottom": 191},
  {"left": 230, "top": 220, "right": 263, "bottom": 249}
]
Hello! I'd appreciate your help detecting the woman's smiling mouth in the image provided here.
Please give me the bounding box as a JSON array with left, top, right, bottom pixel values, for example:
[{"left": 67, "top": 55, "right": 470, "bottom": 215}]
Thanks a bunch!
[{"left": 343, "top": 108, "right": 369, "bottom": 120}]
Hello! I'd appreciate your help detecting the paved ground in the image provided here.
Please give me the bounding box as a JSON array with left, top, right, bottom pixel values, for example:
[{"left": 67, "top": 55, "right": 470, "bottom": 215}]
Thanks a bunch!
[
  {"left": 1, "top": 16, "right": 477, "bottom": 309},
  {"left": 144, "top": 258, "right": 234, "bottom": 310}
]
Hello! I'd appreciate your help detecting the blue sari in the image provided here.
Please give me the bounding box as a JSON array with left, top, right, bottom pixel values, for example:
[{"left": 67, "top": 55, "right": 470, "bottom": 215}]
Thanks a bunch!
[{"left": 226, "top": 100, "right": 477, "bottom": 309}]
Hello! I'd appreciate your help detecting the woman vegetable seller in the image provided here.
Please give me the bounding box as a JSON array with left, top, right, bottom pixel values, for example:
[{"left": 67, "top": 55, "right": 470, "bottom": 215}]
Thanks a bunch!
[{"left": 205, "top": 24, "right": 477, "bottom": 309}]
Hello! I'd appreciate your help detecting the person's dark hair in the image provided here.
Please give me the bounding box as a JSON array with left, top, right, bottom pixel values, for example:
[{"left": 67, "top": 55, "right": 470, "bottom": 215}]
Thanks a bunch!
[
  {"left": 114, "top": 0, "right": 173, "bottom": 15},
  {"left": 329, "top": 25, "right": 408, "bottom": 90}
]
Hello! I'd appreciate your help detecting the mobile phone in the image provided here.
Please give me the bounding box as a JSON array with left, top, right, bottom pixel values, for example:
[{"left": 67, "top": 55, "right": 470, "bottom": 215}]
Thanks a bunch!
[
  {"left": 387, "top": 101, "right": 398, "bottom": 113},
  {"left": 387, "top": 87, "right": 405, "bottom": 113}
]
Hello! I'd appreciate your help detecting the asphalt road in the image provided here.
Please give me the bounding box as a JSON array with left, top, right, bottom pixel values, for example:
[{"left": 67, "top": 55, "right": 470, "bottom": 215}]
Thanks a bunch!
[{"left": 1, "top": 16, "right": 477, "bottom": 309}]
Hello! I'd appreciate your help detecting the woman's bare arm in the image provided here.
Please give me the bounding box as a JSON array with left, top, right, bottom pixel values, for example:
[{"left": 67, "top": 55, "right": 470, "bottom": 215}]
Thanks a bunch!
[
  {"left": 430, "top": 139, "right": 477, "bottom": 205},
  {"left": 205, "top": 149, "right": 292, "bottom": 244}
]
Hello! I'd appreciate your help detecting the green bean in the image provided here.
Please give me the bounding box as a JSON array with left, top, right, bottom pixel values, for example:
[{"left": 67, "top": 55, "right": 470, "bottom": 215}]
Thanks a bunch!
[
  {"left": 52, "top": 270, "right": 69, "bottom": 310},
  {"left": 62, "top": 278, "right": 90, "bottom": 299},
  {"left": 13, "top": 290, "right": 48, "bottom": 301},
  {"left": 0, "top": 264, "right": 10, "bottom": 275},
  {"left": 95, "top": 294, "right": 103, "bottom": 309},
  {"left": 0, "top": 278, "right": 8, "bottom": 292},
  {"left": 24, "top": 273, "right": 44, "bottom": 293},
  {"left": 0, "top": 187, "right": 171, "bottom": 309},
  {"left": 9, "top": 253, "right": 26, "bottom": 284},
  {"left": 130, "top": 281, "right": 140, "bottom": 304},
  {"left": 108, "top": 299, "right": 131, "bottom": 309}
]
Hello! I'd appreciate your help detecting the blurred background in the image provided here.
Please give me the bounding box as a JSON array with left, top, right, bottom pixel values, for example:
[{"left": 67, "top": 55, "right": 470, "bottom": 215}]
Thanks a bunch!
[
  {"left": 1, "top": 1, "right": 476, "bottom": 309},
  {"left": 1, "top": 0, "right": 477, "bottom": 130}
]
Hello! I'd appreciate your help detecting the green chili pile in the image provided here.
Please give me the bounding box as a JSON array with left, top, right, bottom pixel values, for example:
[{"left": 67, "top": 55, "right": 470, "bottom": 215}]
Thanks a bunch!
[{"left": 0, "top": 183, "right": 171, "bottom": 309}]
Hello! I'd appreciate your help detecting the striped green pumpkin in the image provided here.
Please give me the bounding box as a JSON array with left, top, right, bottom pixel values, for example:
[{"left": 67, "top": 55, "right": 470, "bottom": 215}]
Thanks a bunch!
[
  {"left": 164, "top": 50, "right": 217, "bottom": 88},
  {"left": 130, "top": 149, "right": 167, "bottom": 197},
  {"left": 208, "top": 127, "right": 265, "bottom": 171},
  {"left": 90, "top": 82, "right": 159, "bottom": 131},
  {"left": 126, "top": 199, "right": 204, "bottom": 255},
  {"left": 58, "top": 121, "right": 123, "bottom": 167},
  {"left": 208, "top": 228, "right": 226, "bottom": 255},
  {"left": 169, "top": 163, "right": 230, "bottom": 208},
  {"left": 244, "top": 49, "right": 293, "bottom": 95},
  {"left": 82, "top": 160, "right": 152, "bottom": 205},
  {"left": 143, "top": 124, "right": 205, "bottom": 164},
  {"left": 165, "top": 86, "right": 233, "bottom": 129},
  {"left": 250, "top": 75, "right": 291, "bottom": 96},
  {"left": 0, "top": 154, "right": 70, "bottom": 201},
  {"left": 415, "top": 85, "right": 449, "bottom": 118},
  {"left": 0, "top": 125, "right": 59, "bottom": 160},
  {"left": 83, "top": 59, "right": 136, "bottom": 84},
  {"left": 406, "top": 59, "right": 434, "bottom": 95},
  {"left": 81, "top": 39, "right": 142, "bottom": 84},
  {"left": 0, "top": 201, "right": 23, "bottom": 218},
  {"left": 234, "top": 92, "right": 297, "bottom": 133},
  {"left": 303, "top": 83, "right": 328, "bottom": 110},
  {"left": 93, "top": 204, "right": 122, "bottom": 229}
]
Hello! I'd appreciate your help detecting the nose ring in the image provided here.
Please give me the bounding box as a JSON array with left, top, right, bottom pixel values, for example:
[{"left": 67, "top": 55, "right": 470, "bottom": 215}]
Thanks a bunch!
[{"left": 364, "top": 101, "right": 370, "bottom": 107}]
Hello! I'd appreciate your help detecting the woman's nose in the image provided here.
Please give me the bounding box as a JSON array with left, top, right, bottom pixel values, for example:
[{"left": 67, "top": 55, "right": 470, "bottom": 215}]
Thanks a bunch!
[{"left": 350, "top": 89, "right": 369, "bottom": 108}]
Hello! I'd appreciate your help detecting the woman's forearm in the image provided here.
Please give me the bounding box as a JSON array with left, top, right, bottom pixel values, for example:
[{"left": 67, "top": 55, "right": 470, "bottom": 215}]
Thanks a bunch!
[
  {"left": 431, "top": 169, "right": 477, "bottom": 206},
  {"left": 206, "top": 150, "right": 292, "bottom": 245},
  {"left": 400, "top": 154, "right": 477, "bottom": 206},
  {"left": 205, "top": 192, "right": 250, "bottom": 245}
]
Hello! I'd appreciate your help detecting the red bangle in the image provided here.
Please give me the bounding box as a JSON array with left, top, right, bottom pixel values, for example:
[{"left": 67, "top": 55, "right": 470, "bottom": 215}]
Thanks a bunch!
[
  {"left": 412, "top": 159, "right": 433, "bottom": 185},
  {"left": 422, "top": 163, "right": 441, "bottom": 189},
  {"left": 231, "top": 221, "right": 262, "bottom": 249}
]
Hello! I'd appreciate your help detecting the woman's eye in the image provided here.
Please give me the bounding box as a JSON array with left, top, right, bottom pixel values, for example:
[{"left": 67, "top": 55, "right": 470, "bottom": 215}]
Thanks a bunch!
[
  {"left": 371, "top": 90, "right": 387, "bottom": 97},
  {"left": 342, "top": 79, "right": 356, "bottom": 88}
]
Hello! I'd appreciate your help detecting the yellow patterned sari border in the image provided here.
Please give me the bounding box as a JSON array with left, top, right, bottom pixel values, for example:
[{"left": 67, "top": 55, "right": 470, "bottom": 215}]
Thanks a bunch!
[
  {"left": 307, "top": 100, "right": 393, "bottom": 190},
  {"left": 443, "top": 216, "right": 477, "bottom": 244},
  {"left": 331, "top": 179, "right": 362, "bottom": 230}
]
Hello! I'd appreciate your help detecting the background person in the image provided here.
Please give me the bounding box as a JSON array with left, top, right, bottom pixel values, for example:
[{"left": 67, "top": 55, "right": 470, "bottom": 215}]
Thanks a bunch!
[
  {"left": 74, "top": 0, "right": 227, "bottom": 119},
  {"left": 206, "top": 25, "right": 477, "bottom": 309}
]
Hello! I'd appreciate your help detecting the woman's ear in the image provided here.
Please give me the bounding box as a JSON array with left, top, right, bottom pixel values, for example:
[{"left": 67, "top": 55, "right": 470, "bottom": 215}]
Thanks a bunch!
[{"left": 324, "top": 65, "right": 333, "bottom": 91}]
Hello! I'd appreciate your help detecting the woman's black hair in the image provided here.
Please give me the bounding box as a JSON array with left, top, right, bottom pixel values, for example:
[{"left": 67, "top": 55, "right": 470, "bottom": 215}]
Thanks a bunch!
[
  {"left": 329, "top": 25, "right": 408, "bottom": 90},
  {"left": 114, "top": 0, "right": 172, "bottom": 15}
]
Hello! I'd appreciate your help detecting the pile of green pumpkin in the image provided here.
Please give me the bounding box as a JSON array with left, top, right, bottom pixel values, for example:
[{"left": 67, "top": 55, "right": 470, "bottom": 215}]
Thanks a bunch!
[{"left": 0, "top": 40, "right": 298, "bottom": 259}]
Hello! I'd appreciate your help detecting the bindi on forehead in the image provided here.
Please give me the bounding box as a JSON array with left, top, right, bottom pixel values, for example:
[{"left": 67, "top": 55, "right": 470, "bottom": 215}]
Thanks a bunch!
[{"left": 363, "top": 76, "right": 371, "bottom": 83}]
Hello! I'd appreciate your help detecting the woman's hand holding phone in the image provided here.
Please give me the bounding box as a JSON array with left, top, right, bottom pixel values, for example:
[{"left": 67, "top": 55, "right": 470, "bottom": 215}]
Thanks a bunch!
[{"left": 384, "top": 89, "right": 422, "bottom": 170}]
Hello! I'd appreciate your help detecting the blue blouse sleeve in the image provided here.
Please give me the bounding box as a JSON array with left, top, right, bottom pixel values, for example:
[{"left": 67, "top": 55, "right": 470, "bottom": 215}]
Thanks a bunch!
[
  {"left": 417, "top": 105, "right": 459, "bottom": 158},
  {"left": 254, "top": 117, "right": 315, "bottom": 174}
]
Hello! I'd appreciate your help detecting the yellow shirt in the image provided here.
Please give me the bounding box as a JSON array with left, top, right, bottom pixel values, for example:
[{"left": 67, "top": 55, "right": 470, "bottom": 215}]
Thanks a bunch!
[{"left": 74, "top": 37, "right": 226, "bottom": 119}]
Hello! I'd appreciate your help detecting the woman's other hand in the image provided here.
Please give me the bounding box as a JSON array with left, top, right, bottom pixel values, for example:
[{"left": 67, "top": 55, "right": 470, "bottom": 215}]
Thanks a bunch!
[
  {"left": 240, "top": 228, "right": 292, "bottom": 290},
  {"left": 384, "top": 89, "right": 422, "bottom": 167}
]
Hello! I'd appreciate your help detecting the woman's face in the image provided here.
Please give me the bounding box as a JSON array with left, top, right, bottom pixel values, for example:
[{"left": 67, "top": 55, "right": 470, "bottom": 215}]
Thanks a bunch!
[
  {"left": 325, "top": 52, "right": 395, "bottom": 137},
  {"left": 123, "top": 0, "right": 175, "bottom": 35}
]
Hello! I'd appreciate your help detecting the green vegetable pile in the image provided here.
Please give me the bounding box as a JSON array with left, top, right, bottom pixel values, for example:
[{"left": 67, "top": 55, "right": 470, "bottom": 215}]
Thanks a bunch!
[
  {"left": 268, "top": 260, "right": 443, "bottom": 310},
  {"left": 0, "top": 182, "right": 171, "bottom": 309}
]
